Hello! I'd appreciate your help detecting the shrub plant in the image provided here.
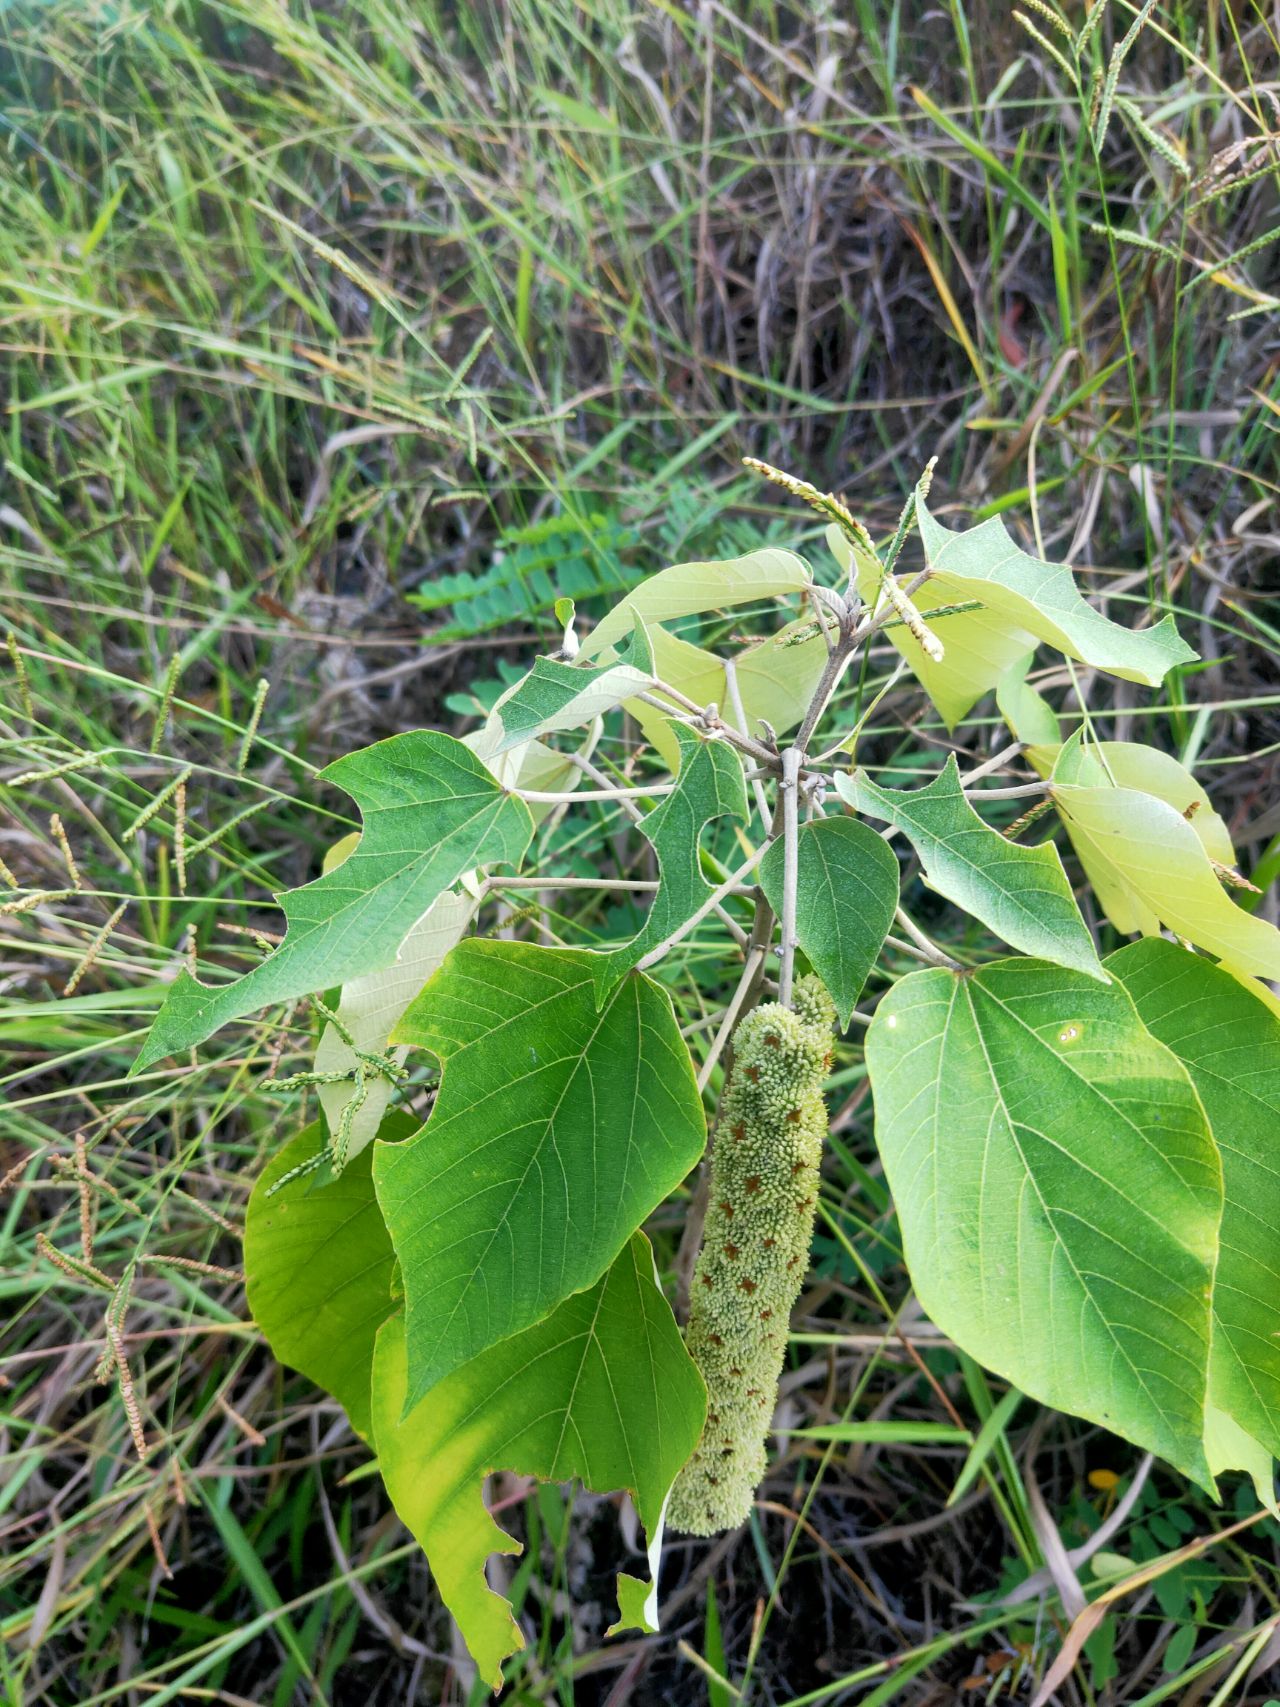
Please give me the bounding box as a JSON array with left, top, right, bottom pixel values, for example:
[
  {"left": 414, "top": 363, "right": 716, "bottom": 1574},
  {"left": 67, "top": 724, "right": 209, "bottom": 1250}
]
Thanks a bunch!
[{"left": 131, "top": 461, "right": 1280, "bottom": 1689}]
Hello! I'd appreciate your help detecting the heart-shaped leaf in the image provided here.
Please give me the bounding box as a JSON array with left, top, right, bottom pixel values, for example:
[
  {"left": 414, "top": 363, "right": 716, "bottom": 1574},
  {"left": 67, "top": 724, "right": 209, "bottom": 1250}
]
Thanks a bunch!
[
  {"left": 760, "top": 817, "right": 899, "bottom": 1026},
  {"left": 376, "top": 941, "right": 705, "bottom": 1407},
  {"left": 1109, "top": 939, "right": 1280, "bottom": 1465},
  {"left": 866, "top": 958, "right": 1221, "bottom": 1486}
]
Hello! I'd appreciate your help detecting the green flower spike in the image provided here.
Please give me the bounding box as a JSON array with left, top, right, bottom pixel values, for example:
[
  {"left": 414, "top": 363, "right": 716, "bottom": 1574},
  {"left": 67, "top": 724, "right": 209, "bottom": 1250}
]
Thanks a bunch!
[{"left": 669, "top": 974, "right": 836, "bottom": 1535}]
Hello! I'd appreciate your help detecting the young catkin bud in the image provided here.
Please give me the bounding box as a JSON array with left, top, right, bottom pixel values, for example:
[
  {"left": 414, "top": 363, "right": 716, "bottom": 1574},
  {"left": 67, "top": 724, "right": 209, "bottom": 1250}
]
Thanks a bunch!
[{"left": 668, "top": 975, "right": 836, "bottom": 1536}]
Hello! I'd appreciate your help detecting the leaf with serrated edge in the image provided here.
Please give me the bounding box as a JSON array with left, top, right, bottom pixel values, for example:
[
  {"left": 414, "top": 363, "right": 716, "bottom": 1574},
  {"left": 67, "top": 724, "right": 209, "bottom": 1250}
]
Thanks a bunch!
[
  {"left": 370, "top": 1233, "right": 705, "bottom": 1689},
  {"left": 829, "top": 524, "right": 1035, "bottom": 730},
  {"left": 375, "top": 940, "right": 706, "bottom": 1407},
  {"left": 866, "top": 959, "right": 1220, "bottom": 1486},
  {"left": 314, "top": 732, "right": 580, "bottom": 1160},
  {"left": 1052, "top": 783, "right": 1280, "bottom": 977},
  {"left": 132, "top": 732, "right": 533, "bottom": 1071},
  {"left": 915, "top": 500, "right": 1196, "bottom": 686},
  {"left": 491, "top": 619, "right": 654, "bottom": 754},
  {"left": 760, "top": 817, "right": 898, "bottom": 1026},
  {"left": 580, "top": 547, "right": 811, "bottom": 660},
  {"left": 1108, "top": 939, "right": 1280, "bottom": 1465},
  {"left": 836, "top": 755, "right": 1106, "bottom": 981},
  {"left": 244, "top": 1114, "right": 410, "bottom": 1439},
  {"left": 590, "top": 726, "right": 747, "bottom": 998}
]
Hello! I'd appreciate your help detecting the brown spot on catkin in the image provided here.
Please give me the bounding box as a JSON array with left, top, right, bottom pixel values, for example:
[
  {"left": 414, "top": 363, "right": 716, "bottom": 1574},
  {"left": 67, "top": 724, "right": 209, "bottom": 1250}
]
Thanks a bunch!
[
  {"left": 786, "top": 1109, "right": 801, "bottom": 1124},
  {"left": 760, "top": 1308, "right": 773, "bottom": 1321},
  {"left": 724, "top": 1242, "right": 740, "bottom": 1260},
  {"left": 763, "top": 1236, "right": 776, "bottom": 1249},
  {"left": 732, "top": 1123, "right": 746, "bottom": 1142},
  {"left": 745, "top": 1065, "right": 760, "bottom": 1083},
  {"left": 764, "top": 1032, "right": 780, "bottom": 1048},
  {"left": 745, "top": 1175, "right": 761, "bottom": 1194},
  {"left": 702, "top": 1273, "right": 714, "bottom": 1287},
  {"left": 721, "top": 1200, "right": 734, "bottom": 1217},
  {"left": 730, "top": 1367, "right": 743, "bottom": 1377},
  {"left": 740, "top": 1277, "right": 757, "bottom": 1294},
  {"left": 708, "top": 1332, "right": 723, "bottom": 1345},
  {"left": 791, "top": 1160, "right": 807, "bottom": 1175}
]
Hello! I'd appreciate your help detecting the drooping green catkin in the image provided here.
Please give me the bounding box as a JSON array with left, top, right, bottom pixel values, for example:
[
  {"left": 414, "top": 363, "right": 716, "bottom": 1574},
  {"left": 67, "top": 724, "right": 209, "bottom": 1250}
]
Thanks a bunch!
[{"left": 668, "top": 975, "right": 836, "bottom": 1536}]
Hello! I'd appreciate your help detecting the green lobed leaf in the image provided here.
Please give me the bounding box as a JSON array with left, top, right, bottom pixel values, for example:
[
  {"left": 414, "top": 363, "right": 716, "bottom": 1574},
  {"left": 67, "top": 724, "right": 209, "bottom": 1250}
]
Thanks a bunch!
[
  {"left": 590, "top": 726, "right": 747, "bottom": 999},
  {"left": 490, "top": 618, "right": 654, "bottom": 754},
  {"left": 759, "top": 817, "right": 899, "bottom": 1026},
  {"left": 375, "top": 940, "right": 706, "bottom": 1408},
  {"left": 579, "top": 546, "right": 811, "bottom": 661},
  {"left": 244, "top": 1114, "right": 412, "bottom": 1439},
  {"left": 915, "top": 500, "right": 1197, "bottom": 687},
  {"left": 1108, "top": 939, "right": 1280, "bottom": 1465},
  {"left": 836, "top": 755, "right": 1106, "bottom": 981},
  {"left": 370, "top": 1233, "right": 706, "bottom": 1689},
  {"left": 865, "top": 959, "right": 1222, "bottom": 1486},
  {"left": 133, "top": 732, "right": 533, "bottom": 1071}
]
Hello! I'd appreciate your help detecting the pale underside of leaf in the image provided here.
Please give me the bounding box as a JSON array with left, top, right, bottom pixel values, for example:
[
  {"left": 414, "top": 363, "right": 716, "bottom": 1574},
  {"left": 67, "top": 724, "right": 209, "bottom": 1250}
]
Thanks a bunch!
[
  {"left": 629, "top": 618, "right": 829, "bottom": 768},
  {"left": 580, "top": 546, "right": 811, "bottom": 661},
  {"left": 316, "top": 888, "right": 477, "bottom": 1163},
  {"left": 1049, "top": 732, "right": 1236, "bottom": 864},
  {"left": 995, "top": 651, "right": 1063, "bottom": 750},
  {"left": 866, "top": 959, "right": 1221, "bottom": 1486},
  {"left": 915, "top": 501, "right": 1197, "bottom": 687},
  {"left": 1053, "top": 784, "right": 1280, "bottom": 978},
  {"left": 829, "top": 524, "right": 1035, "bottom": 730},
  {"left": 369, "top": 1233, "right": 706, "bottom": 1690}
]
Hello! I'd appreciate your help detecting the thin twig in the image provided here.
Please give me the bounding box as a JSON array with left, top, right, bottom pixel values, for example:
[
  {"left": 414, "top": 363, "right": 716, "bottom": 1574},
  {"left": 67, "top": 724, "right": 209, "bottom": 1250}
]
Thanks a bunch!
[
  {"left": 777, "top": 747, "right": 802, "bottom": 1007},
  {"left": 893, "top": 908, "right": 960, "bottom": 969}
]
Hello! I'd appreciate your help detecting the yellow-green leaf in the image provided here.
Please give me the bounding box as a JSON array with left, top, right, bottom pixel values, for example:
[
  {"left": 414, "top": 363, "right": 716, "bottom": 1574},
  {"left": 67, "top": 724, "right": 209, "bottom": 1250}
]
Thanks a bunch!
[
  {"left": 244, "top": 1115, "right": 411, "bottom": 1440},
  {"left": 580, "top": 547, "right": 811, "bottom": 661},
  {"left": 1052, "top": 783, "right": 1280, "bottom": 976},
  {"left": 370, "top": 1234, "right": 705, "bottom": 1689},
  {"left": 830, "top": 524, "right": 1034, "bottom": 730}
]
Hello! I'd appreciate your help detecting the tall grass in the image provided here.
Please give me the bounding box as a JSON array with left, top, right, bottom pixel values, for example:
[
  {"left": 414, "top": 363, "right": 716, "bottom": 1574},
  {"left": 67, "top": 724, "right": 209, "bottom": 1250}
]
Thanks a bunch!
[{"left": 2, "top": 1, "right": 1278, "bottom": 1700}]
